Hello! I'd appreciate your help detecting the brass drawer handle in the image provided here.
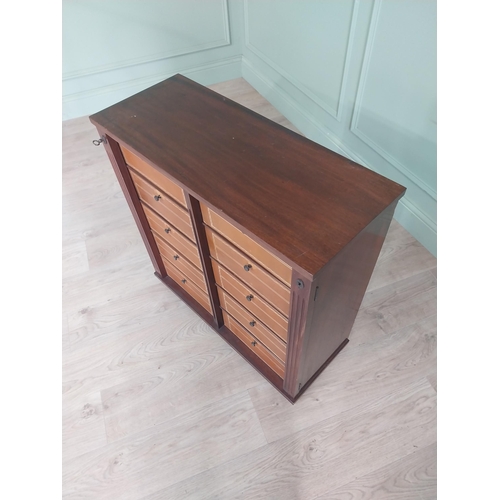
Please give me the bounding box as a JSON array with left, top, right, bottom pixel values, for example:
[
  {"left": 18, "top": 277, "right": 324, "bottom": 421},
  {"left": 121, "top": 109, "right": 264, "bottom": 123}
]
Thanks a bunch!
[
  {"left": 246, "top": 294, "right": 253, "bottom": 302},
  {"left": 164, "top": 228, "right": 171, "bottom": 234},
  {"left": 243, "top": 264, "right": 252, "bottom": 272},
  {"left": 249, "top": 320, "right": 256, "bottom": 327},
  {"left": 154, "top": 194, "right": 161, "bottom": 201},
  {"left": 181, "top": 279, "right": 187, "bottom": 284},
  {"left": 174, "top": 255, "right": 179, "bottom": 260},
  {"left": 251, "top": 340, "right": 257, "bottom": 346}
]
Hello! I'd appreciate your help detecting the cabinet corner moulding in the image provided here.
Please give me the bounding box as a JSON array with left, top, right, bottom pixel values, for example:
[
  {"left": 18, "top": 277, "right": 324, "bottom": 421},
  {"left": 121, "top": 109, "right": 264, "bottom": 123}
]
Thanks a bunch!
[{"left": 89, "top": 73, "right": 406, "bottom": 403}]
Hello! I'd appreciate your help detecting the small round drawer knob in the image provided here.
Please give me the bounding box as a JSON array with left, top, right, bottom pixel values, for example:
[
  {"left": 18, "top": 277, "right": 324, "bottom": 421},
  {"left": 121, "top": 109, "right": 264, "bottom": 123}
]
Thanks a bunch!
[
  {"left": 249, "top": 320, "right": 256, "bottom": 327},
  {"left": 174, "top": 255, "right": 179, "bottom": 260},
  {"left": 243, "top": 264, "right": 252, "bottom": 272},
  {"left": 181, "top": 279, "right": 187, "bottom": 284},
  {"left": 154, "top": 194, "right": 161, "bottom": 201},
  {"left": 164, "top": 228, "right": 171, "bottom": 234},
  {"left": 251, "top": 341, "right": 257, "bottom": 346},
  {"left": 246, "top": 294, "right": 253, "bottom": 302}
]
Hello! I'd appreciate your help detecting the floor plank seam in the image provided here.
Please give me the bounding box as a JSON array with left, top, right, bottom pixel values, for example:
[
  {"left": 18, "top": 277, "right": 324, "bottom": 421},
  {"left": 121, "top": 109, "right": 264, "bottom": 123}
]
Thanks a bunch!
[
  {"left": 247, "top": 388, "right": 272, "bottom": 445},
  {"left": 365, "top": 268, "right": 437, "bottom": 301},
  {"left": 384, "top": 312, "right": 437, "bottom": 343}
]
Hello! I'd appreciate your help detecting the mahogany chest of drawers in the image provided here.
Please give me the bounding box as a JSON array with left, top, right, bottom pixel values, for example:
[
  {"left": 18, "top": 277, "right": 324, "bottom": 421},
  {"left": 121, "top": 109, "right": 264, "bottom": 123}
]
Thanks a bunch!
[{"left": 89, "top": 74, "right": 405, "bottom": 403}]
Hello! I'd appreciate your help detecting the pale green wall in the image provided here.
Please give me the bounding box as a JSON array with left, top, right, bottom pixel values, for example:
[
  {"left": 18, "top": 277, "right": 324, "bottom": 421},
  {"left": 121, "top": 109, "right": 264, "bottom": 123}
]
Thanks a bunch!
[
  {"left": 62, "top": 0, "right": 244, "bottom": 119},
  {"left": 63, "top": 0, "right": 437, "bottom": 255},
  {"left": 240, "top": 0, "right": 437, "bottom": 255}
]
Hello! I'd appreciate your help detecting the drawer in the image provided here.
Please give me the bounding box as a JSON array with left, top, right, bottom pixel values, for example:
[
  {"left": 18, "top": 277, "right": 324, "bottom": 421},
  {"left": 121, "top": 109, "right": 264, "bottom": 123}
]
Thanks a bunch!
[
  {"left": 201, "top": 203, "right": 292, "bottom": 286},
  {"left": 219, "top": 290, "right": 286, "bottom": 363},
  {"left": 163, "top": 259, "right": 212, "bottom": 314},
  {"left": 206, "top": 228, "right": 290, "bottom": 317},
  {"left": 130, "top": 169, "right": 195, "bottom": 241},
  {"left": 212, "top": 260, "right": 288, "bottom": 342},
  {"left": 222, "top": 310, "right": 285, "bottom": 379},
  {"left": 143, "top": 204, "right": 202, "bottom": 270},
  {"left": 121, "top": 145, "right": 187, "bottom": 208},
  {"left": 153, "top": 233, "right": 207, "bottom": 293}
]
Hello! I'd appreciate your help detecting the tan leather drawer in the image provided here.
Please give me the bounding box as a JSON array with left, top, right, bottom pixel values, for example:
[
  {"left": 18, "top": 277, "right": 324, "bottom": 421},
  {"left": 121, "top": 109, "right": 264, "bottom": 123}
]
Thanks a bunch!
[
  {"left": 143, "top": 204, "right": 202, "bottom": 270},
  {"left": 130, "top": 169, "right": 195, "bottom": 241},
  {"left": 164, "top": 259, "right": 212, "bottom": 313},
  {"left": 212, "top": 261, "right": 288, "bottom": 342},
  {"left": 122, "top": 145, "right": 187, "bottom": 208},
  {"left": 206, "top": 228, "right": 290, "bottom": 317},
  {"left": 201, "top": 203, "right": 292, "bottom": 286},
  {"left": 219, "top": 290, "right": 286, "bottom": 363},
  {"left": 222, "top": 310, "right": 285, "bottom": 379},
  {"left": 153, "top": 233, "right": 207, "bottom": 293}
]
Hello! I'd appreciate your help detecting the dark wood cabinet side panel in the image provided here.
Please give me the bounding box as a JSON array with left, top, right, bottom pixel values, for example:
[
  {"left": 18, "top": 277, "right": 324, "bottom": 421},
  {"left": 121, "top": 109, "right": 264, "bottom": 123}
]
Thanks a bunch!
[
  {"left": 296, "top": 202, "right": 397, "bottom": 389},
  {"left": 186, "top": 195, "right": 223, "bottom": 327},
  {"left": 101, "top": 132, "right": 167, "bottom": 277},
  {"left": 293, "top": 338, "right": 349, "bottom": 401}
]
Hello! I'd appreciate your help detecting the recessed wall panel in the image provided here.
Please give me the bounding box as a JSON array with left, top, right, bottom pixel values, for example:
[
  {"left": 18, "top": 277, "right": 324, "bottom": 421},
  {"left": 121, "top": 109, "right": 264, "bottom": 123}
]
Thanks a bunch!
[
  {"left": 245, "top": 0, "right": 355, "bottom": 118},
  {"left": 352, "top": 0, "right": 437, "bottom": 195},
  {"left": 63, "top": 0, "right": 230, "bottom": 79}
]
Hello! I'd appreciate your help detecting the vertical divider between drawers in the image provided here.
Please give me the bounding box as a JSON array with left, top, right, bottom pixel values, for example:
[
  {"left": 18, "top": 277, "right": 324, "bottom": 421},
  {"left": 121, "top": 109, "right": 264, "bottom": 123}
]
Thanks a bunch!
[
  {"left": 100, "top": 132, "right": 167, "bottom": 278},
  {"left": 186, "top": 195, "right": 224, "bottom": 328}
]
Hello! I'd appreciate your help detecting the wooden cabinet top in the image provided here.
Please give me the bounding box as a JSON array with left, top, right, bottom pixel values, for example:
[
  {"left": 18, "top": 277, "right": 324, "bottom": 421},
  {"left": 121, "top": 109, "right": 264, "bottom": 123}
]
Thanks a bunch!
[{"left": 90, "top": 74, "right": 405, "bottom": 278}]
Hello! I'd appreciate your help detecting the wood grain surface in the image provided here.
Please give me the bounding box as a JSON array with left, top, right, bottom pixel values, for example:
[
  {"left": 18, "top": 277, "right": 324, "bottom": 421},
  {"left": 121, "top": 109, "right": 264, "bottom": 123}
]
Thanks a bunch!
[
  {"left": 143, "top": 203, "right": 202, "bottom": 269},
  {"left": 64, "top": 78, "right": 436, "bottom": 500},
  {"left": 122, "top": 145, "right": 187, "bottom": 208},
  {"left": 142, "top": 379, "right": 436, "bottom": 500},
  {"left": 315, "top": 442, "right": 437, "bottom": 499},
  {"left": 206, "top": 227, "right": 291, "bottom": 316},
  {"left": 201, "top": 201, "right": 292, "bottom": 285},
  {"left": 128, "top": 169, "right": 195, "bottom": 241},
  {"left": 90, "top": 74, "right": 405, "bottom": 277},
  {"left": 218, "top": 289, "right": 287, "bottom": 361},
  {"left": 153, "top": 233, "right": 207, "bottom": 291},
  {"left": 212, "top": 259, "right": 288, "bottom": 341}
]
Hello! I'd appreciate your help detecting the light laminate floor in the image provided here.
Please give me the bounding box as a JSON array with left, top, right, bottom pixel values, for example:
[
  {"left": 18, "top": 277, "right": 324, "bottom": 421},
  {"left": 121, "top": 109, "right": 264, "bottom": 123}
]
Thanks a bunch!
[{"left": 62, "top": 78, "right": 437, "bottom": 499}]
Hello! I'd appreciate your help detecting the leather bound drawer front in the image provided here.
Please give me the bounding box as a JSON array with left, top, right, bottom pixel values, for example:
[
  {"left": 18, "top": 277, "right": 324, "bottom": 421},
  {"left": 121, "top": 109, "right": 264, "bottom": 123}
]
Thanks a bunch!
[
  {"left": 222, "top": 310, "right": 285, "bottom": 379},
  {"left": 122, "top": 145, "right": 187, "bottom": 208},
  {"left": 163, "top": 259, "right": 211, "bottom": 313},
  {"left": 219, "top": 290, "right": 286, "bottom": 363},
  {"left": 153, "top": 233, "right": 207, "bottom": 293},
  {"left": 206, "top": 228, "right": 290, "bottom": 317},
  {"left": 212, "top": 260, "right": 288, "bottom": 341},
  {"left": 143, "top": 204, "right": 202, "bottom": 270},
  {"left": 130, "top": 169, "right": 195, "bottom": 241},
  {"left": 201, "top": 203, "right": 292, "bottom": 286}
]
